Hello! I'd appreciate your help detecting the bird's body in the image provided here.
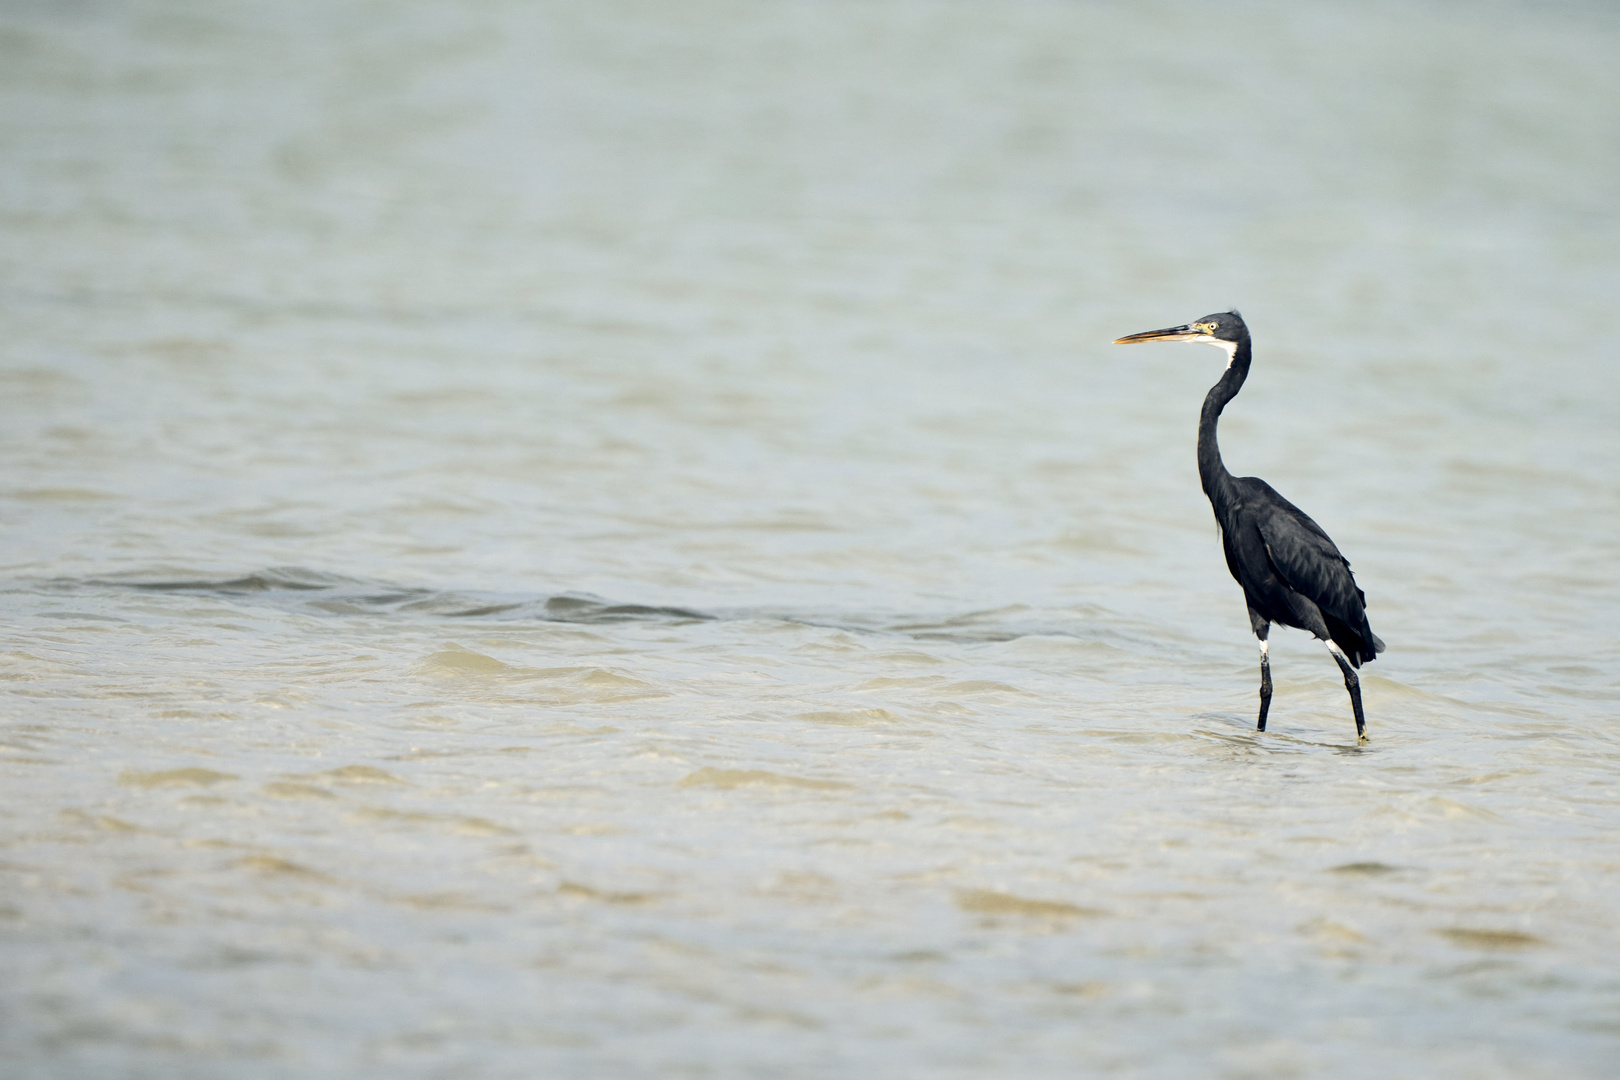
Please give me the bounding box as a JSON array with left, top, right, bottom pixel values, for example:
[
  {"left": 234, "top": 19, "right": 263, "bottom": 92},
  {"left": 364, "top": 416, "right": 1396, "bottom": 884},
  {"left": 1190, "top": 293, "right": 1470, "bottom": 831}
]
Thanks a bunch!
[{"left": 1115, "top": 311, "right": 1382, "bottom": 741}]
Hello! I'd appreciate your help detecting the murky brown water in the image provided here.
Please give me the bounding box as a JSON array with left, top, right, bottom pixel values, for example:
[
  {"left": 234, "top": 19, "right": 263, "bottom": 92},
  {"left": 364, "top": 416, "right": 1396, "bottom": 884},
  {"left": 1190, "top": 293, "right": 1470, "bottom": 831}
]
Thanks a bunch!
[{"left": 4, "top": 1, "right": 1619, "bottom": 1076}]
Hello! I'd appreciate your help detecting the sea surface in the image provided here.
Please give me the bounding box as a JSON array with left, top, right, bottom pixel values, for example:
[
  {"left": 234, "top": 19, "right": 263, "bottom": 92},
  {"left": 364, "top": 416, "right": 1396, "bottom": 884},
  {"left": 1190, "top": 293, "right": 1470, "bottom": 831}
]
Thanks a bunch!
[{"left": 3, "top": 2, "right": 1619, "bottom": 1077}]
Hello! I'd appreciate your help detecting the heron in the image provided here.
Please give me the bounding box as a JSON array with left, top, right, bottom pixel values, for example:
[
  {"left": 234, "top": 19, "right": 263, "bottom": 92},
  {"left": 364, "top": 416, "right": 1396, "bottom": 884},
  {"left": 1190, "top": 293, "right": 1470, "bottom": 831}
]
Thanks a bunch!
[{"left": 1113, "top": 311, "right": 1383, "bottom": 741}]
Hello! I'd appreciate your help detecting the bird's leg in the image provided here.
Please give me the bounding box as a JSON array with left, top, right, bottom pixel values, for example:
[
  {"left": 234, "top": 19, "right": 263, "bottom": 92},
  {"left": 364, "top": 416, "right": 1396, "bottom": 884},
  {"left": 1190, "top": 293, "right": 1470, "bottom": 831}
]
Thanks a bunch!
[
  {"left": 1256, "top": 638, "right": 1272, "bottom": 732},
  {"left": 1325, "top": 641, "right": 1367, "bottom": 743},
  {"left": 1249, "top": 613, "right": 1271, "bottom": 732}
]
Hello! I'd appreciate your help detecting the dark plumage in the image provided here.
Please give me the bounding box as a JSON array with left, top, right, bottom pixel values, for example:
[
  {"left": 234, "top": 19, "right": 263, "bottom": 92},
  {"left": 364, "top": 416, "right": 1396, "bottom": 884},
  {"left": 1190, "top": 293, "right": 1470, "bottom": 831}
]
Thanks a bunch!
[{"left": 1114, "top": 311, "right": 1384, "bottom": 741}]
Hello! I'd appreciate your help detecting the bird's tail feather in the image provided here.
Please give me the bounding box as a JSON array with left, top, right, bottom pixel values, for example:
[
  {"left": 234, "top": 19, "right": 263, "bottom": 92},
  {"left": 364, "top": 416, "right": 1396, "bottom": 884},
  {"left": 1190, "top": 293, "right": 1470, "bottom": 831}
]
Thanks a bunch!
[{"left": 1326, "top": 615, "right": 1382, "bottom": 667}]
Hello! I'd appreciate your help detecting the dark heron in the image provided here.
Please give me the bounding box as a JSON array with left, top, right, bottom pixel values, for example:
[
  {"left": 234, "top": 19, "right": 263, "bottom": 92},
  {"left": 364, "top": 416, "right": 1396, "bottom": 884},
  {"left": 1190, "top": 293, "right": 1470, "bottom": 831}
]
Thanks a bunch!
[{"left": 1113, "top": 311, "right": 1383, "bottom": 741}]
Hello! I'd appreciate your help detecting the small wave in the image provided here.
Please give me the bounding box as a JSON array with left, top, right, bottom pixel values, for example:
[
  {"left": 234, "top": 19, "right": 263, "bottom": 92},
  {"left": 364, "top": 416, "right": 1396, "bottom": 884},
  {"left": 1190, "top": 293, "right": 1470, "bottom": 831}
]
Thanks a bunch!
[
  {"left": 79, "top": 567, "right": 715, "bottom": 625},
  {"left": 35, "top": 566, "right": 1125, "bottom": 644}
]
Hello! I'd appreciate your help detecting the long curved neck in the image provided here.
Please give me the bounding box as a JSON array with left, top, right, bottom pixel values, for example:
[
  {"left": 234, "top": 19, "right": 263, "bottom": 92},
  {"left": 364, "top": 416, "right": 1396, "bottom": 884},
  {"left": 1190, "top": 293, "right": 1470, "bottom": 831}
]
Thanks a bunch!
[{"left": 1197, "top": 336, "right": 1252, "bottom": 504}]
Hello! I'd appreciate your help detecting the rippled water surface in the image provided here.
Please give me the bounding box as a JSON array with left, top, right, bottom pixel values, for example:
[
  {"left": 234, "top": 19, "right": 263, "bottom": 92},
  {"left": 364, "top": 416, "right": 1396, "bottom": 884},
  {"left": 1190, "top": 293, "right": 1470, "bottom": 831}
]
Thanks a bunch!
[{"left": 4, "top": 1, "right": 1620, "bottom": 1076}]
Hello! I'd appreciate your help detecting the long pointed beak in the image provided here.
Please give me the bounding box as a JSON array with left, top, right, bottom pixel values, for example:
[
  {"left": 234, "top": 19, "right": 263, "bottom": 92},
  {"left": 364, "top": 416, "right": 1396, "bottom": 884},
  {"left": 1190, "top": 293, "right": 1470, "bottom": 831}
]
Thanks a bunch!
[{"left": 1112, "top": 324, "right": 1198, "bottom": 345}]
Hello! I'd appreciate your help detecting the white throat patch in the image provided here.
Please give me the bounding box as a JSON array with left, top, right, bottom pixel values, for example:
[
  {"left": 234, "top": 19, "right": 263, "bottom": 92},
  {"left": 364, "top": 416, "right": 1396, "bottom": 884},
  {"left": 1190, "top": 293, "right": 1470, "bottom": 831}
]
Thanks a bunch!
[{"left": 1202, "top": 337, "right": 1240, "bottom": 368}]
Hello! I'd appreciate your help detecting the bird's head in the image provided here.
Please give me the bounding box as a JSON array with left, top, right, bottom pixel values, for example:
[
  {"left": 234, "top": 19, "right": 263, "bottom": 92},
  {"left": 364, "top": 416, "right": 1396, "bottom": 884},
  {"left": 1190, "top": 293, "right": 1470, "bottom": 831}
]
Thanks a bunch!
[{"left": 1113, "top": 310, "right": 1249, "bottom": 364}]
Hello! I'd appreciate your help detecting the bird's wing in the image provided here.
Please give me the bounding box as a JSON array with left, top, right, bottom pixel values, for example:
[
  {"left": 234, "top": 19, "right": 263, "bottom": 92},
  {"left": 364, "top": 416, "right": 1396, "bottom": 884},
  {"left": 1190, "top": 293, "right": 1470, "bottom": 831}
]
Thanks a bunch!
[{"left": 1244, "top": 482, "right": 1366, "bottom": 624}]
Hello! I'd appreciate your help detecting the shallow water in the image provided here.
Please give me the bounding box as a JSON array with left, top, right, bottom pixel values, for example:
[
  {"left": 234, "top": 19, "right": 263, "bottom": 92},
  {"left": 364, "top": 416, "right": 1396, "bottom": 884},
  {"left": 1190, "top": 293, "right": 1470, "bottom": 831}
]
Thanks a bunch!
[{"left": 3, "top": 1, "right": 1620, "bottom": 1076}]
